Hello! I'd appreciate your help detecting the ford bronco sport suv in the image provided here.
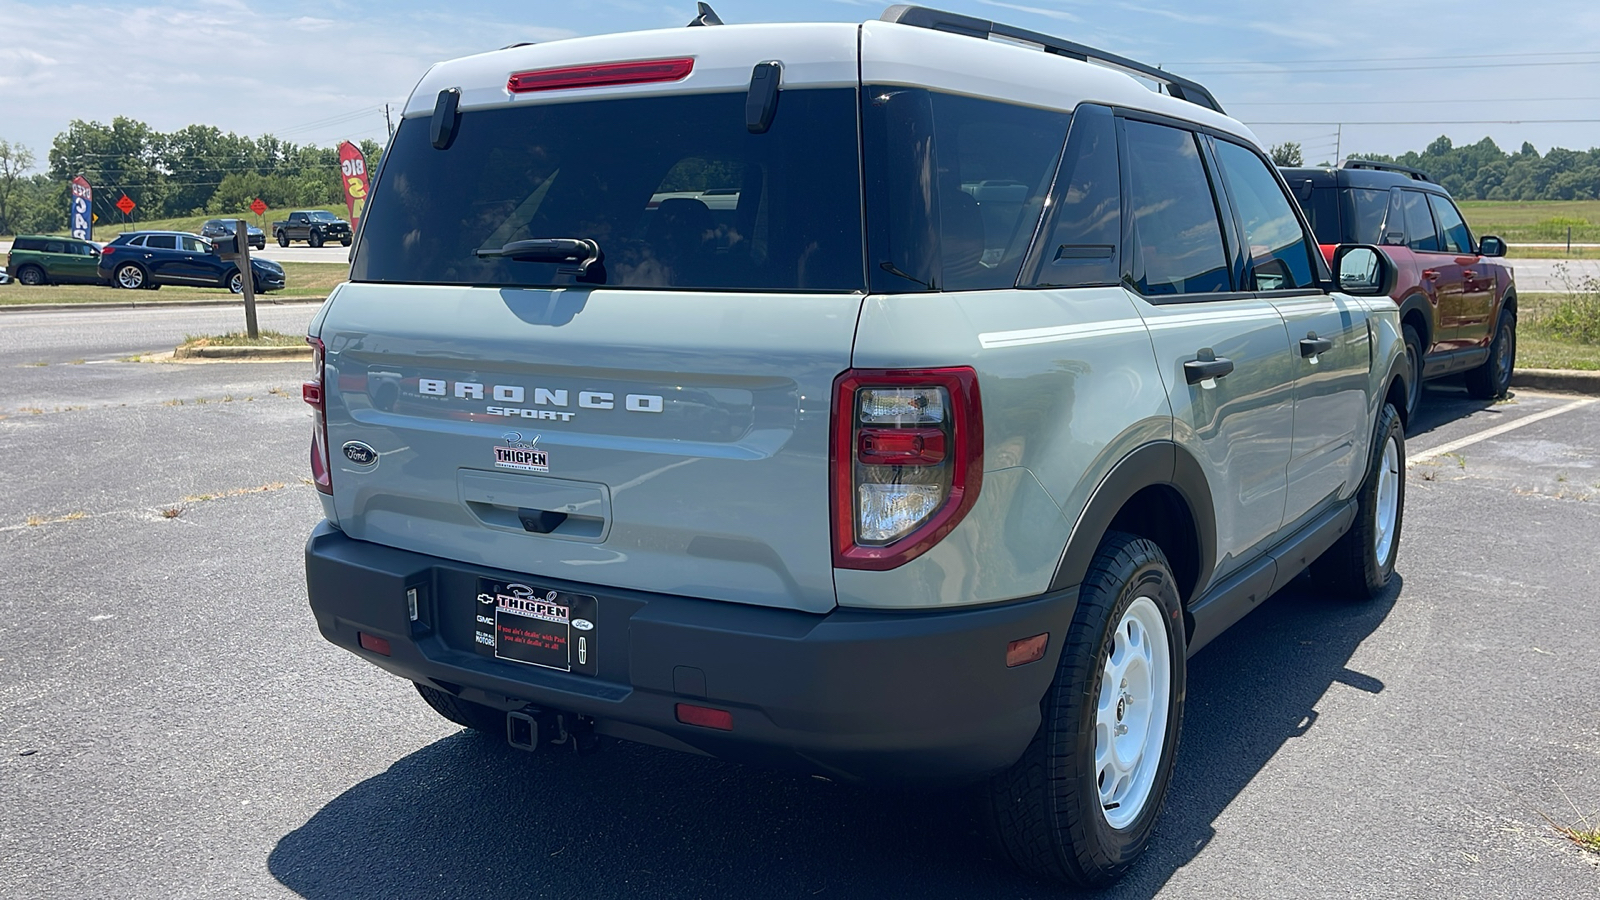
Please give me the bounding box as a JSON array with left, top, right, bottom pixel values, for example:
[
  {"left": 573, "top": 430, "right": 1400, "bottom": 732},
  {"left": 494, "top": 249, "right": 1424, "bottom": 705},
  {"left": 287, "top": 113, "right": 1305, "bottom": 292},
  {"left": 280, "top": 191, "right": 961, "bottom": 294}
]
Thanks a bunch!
[
  {"left": 6, "top": 235, "right": 104, "bottom": 286},
  {"left": 1281, "top": 159, "right": 1516, "bottom": 419},
  {"left": 303, "top": 5, "right": 1410, "bottom": 887}
]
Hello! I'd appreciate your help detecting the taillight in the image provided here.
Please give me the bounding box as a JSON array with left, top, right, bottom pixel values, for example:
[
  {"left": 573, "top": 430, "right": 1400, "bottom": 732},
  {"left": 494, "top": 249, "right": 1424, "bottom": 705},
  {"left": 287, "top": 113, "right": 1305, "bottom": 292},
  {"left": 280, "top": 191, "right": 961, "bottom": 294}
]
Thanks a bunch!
[
  {"left": 304, "top": 336, "right": 331, "bottom": 495},
  {"left": 507, "top": 57, "right": 694, "bottom": 94},
  {"left": 831, "top": 368, "right": 983, "bottom": 570},
  {"left": 100, "top": 246, "right": 115, "bottom": 255}
]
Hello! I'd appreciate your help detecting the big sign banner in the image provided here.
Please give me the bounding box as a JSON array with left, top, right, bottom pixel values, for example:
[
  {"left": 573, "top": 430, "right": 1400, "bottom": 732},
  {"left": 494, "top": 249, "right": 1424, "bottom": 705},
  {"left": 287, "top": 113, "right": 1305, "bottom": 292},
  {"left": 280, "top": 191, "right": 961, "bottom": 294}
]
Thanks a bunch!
[
  {"left": 70, "top": 177, "right": 93, "bottom": 241},
  {"left": 337, "top": 141, "right": 370, "bottom": 234}
]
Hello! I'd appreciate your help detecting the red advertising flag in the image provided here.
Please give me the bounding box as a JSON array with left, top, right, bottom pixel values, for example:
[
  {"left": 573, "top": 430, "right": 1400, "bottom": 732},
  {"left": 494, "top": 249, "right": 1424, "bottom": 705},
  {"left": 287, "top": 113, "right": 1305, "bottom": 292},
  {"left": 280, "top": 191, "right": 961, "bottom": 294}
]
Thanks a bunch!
[{"left": 337, "top": 141, "right": 370, "bottom": 234}]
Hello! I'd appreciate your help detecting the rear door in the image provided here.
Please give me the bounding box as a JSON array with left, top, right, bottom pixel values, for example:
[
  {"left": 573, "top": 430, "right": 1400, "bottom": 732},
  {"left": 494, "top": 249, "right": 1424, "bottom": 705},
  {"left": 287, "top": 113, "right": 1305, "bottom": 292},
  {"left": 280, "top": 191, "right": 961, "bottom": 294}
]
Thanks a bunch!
[
  {"left": 138, "top": 234, "right": 184, "bottom": 281},
  {"left": 325, "top": 81, "right": 866, "bottom": 614},
  {"left": 1398, "top": 189, "right": 1468, "bottom": 351},
  {"left": 1118, "top": 117, "right": 1295, "bottom": 579},
  {"left": 1211, "top": 137, "right": 1369, "bottom": 526}
]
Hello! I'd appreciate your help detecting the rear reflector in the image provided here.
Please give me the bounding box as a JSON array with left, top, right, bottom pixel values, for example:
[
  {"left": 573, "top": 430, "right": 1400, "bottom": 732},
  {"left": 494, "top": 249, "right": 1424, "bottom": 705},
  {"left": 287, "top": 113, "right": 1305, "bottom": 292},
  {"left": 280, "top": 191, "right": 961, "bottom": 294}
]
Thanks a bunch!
[
  {"left": 508, "top": 57, "right": 694, "bottom": 94},
  {"left": 1006, "top": 633, "right": 1049, "bottom": 667},
  {"left": 675, "top": 703, "right": 733, "bottom": 731},
  {"left": 358, "top": 632, "right": 392, "bottom": 656}
]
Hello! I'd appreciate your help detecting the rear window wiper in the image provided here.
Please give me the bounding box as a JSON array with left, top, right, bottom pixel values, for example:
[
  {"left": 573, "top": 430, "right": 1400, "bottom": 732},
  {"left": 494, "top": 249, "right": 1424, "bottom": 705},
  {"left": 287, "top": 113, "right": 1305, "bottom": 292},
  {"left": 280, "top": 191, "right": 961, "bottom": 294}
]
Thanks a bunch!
[{"left": 476, "top": 238, "right": 604, "bottom": 281}]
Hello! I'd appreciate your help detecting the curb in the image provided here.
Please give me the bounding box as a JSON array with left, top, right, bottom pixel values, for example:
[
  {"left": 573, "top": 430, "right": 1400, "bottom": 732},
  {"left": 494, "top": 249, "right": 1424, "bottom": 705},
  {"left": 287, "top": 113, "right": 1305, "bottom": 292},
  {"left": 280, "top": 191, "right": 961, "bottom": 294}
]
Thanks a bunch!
[
  {"left": 1511, "top": 368, "right": 1600, "bottom": 395},
  {"left": 173, "top": 345, "right": 313, "bottom": 360},
  {"left": 0, "top": 297, "right": 326, "bottom": 313}
]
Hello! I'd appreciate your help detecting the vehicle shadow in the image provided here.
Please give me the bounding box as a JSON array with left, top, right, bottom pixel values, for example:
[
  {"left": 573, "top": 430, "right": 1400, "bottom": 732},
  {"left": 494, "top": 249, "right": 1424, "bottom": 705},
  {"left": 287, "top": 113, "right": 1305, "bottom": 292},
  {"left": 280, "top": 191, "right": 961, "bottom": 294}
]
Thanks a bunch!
[
  {"left": 1405, "top": 379, "right": 1505, "bottom": 440},
  {"left": 269, "top": 575, "right": 1401, "bottom": 900}
]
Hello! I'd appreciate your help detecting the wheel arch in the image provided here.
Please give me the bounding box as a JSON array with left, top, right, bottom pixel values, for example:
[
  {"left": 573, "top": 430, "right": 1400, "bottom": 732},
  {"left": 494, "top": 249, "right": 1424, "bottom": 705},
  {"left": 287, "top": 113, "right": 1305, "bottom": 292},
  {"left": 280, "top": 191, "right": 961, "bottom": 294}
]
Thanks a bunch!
[
  {"left": 1396, "top": 293, "right": 1433, "bottom": 351},
  {"left": 1048, "top": 441, "right": 1215, "bottom": 609},
  {"left": 16, "top": 263, "right": 47, "bottom": 284}
]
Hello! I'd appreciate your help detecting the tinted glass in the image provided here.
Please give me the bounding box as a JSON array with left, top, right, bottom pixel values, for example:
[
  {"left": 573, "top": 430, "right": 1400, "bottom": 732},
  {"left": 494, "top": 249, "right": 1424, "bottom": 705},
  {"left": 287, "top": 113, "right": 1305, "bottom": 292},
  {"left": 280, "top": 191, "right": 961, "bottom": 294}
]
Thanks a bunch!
[
  {"left": 14, "top": 237, "right": 44, "bottom": 251},
  {"left": 1301, "top": 186, "right": 1340, "bottom": 245},
  {"left": 72, "top": 243, "right": 97, "bottom": 256},
  {"left": 864, "top": 87, "right": 1069, "bottom": 292},
  {"left": 308, "top": 212, "right": 338, "bottom": 222},
  {"left": 126, "top": 236, "right": 146, "bottom": 247},
  {"left": 1124, "top": 120, "right": 1230, "bottom": 296},
  {"left": 1400, "top": 191, "right": 1439, "bottom": 252},
  {"left": 45, "top": 241, "right": 65, "bottom": 254},
  {"left": 1032, "top": 105, "right": 1120, "bottom": 288},
  {"left": 1428, "top": 194, "right": 1473, "bottom": 254},
  {"left": 180, "top": 236, "right": 206, "bottom": 252},
  {"left": 355, "top": 90, "right": 863, "bottom": 292},
  {"left": 144, "top": 235, "right": 177, "bottom": 250},
  {"left": 1213, "top": 140, "right": 1315, "bottom": 291},
  {"left": 1348, "top": 188, "right": 1391, "bottom": 244}
]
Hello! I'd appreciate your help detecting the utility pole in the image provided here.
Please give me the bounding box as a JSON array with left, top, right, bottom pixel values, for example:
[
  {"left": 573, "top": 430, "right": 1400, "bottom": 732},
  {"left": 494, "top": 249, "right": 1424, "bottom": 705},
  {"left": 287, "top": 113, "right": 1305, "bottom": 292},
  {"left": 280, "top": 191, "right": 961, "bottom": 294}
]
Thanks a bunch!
[
  {"left": 1335, "top": 124, "right": 1342, "bottom": 165},
  {"left": 384, "top": 104, "right": 394, "bottom": 143}
]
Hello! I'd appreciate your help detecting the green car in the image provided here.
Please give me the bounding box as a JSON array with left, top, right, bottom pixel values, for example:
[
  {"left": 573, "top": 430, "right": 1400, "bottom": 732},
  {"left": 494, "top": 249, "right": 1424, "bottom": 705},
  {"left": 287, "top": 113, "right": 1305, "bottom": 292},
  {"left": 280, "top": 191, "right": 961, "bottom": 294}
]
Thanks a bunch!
[{"left": 6, "top": 235, "right": 105, "bottom": 286}]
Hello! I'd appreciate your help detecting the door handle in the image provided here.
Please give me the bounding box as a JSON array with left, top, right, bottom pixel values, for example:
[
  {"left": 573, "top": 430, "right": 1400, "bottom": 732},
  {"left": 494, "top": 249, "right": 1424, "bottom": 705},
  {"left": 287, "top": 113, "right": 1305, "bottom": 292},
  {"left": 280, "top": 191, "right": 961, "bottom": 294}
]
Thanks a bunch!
[
  {"left": 1462, "top": 270, "right": 1476, "bottom": 279},
  {"left": 1184, "top": 350, "right": 1235, "bottom": 385},
  {"left": 1300, "top": 335, "right": 1334, "bottom": 357},
  {"left": 1422, "top": 269, "right": 1439, "bottom": 280}
]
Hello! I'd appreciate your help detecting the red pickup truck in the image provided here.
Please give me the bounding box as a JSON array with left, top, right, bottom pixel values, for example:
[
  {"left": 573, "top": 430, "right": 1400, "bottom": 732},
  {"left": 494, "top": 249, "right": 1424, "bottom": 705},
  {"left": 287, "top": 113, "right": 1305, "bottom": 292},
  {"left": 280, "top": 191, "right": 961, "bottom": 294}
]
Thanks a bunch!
[{"left": 1282, "top": 160, "right": 1516, "bottom": 421}]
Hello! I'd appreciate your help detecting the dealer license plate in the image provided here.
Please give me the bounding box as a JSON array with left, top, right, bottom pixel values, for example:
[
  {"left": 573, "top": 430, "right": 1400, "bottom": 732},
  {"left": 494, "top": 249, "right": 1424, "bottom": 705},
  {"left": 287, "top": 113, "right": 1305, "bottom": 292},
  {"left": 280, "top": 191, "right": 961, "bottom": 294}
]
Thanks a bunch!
[{"left": 472, "top": 579, "right": 598, "bottom": 676}]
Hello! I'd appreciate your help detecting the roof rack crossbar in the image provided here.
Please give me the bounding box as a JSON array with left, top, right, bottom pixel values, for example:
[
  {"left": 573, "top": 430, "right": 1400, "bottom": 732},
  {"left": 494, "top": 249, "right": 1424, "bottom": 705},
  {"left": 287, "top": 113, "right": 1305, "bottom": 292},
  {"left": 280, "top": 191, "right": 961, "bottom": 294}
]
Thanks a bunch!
[
  {"left": 1340, "top": 158, "right": 1433, "bottom": 182},
  {"left": 879, "top": 5, "right": 1224, "bottom": 114}
]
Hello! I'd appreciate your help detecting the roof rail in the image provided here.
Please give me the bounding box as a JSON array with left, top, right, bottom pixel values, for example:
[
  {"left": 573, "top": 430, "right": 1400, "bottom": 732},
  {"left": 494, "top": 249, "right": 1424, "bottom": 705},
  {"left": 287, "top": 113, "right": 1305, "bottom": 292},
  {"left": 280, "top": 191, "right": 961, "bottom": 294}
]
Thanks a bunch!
[
  {"left": 1341, "top": 158, "right": 1434, "bottom": 183},
  {"left": 880, "top": 5, "right": 1225, "bottom": 114}
]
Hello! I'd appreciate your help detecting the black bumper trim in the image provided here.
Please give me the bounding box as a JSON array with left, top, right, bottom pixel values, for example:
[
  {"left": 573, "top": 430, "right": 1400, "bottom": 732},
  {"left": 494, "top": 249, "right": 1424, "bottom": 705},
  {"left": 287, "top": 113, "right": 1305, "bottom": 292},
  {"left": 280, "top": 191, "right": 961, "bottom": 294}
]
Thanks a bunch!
[{"left": 305, "top": 522, "right": 1078, "bottom": 783}]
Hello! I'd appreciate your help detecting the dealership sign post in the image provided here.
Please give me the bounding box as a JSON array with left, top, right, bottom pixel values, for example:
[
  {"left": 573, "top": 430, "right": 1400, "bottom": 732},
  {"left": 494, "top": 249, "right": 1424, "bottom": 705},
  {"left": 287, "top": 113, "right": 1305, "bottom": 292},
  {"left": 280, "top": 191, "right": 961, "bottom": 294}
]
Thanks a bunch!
[
  {"left": 337, "top": 141, "right": 370, "bottom": 235},
  {"left": 70, "top": 177, "right": 93, "bottom": 241}
]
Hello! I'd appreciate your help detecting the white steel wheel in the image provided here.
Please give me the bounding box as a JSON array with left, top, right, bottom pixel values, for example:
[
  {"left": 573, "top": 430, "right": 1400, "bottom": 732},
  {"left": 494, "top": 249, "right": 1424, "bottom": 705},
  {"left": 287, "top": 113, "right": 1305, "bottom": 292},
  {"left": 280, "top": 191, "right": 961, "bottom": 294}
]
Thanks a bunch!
[
  {"left": 1373, "top": 431, "right": 1401, "bottom": 565},
  {"left": 1095, "top": 595, "right": 1172, "bottom": 829}
]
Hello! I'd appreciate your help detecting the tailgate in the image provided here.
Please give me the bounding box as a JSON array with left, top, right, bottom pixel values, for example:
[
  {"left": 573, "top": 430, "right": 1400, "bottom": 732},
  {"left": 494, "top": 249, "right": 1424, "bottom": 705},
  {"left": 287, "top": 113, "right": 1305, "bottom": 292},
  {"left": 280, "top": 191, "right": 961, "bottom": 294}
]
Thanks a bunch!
[{"left": 319, "top": 283, "right": 860, "bottom": 613}]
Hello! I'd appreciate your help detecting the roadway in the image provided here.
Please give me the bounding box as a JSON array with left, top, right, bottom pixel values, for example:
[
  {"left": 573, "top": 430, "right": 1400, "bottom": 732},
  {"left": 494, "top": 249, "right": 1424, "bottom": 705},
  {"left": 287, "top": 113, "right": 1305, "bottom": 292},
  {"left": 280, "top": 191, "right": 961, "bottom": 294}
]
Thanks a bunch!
[{"left": 1, "top": 304, "right": 1597, "bottom": 898}]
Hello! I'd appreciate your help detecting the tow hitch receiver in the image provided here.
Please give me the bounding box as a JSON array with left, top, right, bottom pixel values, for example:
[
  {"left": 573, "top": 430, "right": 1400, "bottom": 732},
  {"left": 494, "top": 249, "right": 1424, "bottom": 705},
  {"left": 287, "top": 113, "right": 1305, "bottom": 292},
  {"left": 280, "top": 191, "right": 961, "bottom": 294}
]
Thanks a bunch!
[{"left": 507, "top": 708, "right": 600, "bottom": 754}]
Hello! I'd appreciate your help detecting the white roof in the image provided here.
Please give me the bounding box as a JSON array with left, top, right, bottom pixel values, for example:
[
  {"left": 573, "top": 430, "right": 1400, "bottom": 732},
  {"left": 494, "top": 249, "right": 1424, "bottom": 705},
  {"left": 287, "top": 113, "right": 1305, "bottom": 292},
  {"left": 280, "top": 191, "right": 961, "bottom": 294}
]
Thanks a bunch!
[{"left": 402, "top": 18, "right": 1258, "bottom": 147}]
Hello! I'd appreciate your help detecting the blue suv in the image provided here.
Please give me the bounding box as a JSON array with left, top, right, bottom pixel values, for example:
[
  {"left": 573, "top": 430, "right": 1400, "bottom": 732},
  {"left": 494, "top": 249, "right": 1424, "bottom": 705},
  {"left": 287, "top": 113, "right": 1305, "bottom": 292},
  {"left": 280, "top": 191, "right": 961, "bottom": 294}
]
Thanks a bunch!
[{"left": 97, "top": 231, "right": 286, "bottom": 293}]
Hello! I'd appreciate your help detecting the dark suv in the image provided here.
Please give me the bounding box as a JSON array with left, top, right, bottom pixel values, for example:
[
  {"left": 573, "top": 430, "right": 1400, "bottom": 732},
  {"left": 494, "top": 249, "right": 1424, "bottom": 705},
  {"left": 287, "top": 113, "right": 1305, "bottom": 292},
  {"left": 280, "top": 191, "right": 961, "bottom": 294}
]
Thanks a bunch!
[
  {"left": 200, "top": 219, "right": 267, "bottom": 251},
  {"left": 97, "top": 231, "right": 286, "bottom": 293},
  {"left": 6, "top": 235, "right": 105, "bottom": 286},
  {"left": 1281, "top": 160, "right": 1516, "bottom": 418}
]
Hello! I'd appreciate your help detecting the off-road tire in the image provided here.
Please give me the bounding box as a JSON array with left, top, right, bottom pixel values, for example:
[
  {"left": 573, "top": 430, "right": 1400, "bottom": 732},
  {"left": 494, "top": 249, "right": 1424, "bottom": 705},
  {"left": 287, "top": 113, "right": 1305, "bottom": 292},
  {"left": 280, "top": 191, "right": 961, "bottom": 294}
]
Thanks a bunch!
[
  {"left": 16, "top": 265, "right": 45, "bottom": 286},
  {"left": 414, "top": 682, "right": 508, "bottom": 735},
  {"left": 1311, "top": 402, "right": 1405, "bottom": 599},
  {"left": 1402, "top": 324, "right": 1424, "bottom": 422},
  {"left": 1465, "top": 308, "right": 1516, "bottom": 399},
  {"left": 340, "top": 235, "right": 352, "bottom": 247},
  {"left": 980, "top": 531, "right": 1186, "bottom": 888},
  {"left": 309, "top": 231, "right": 324, "bottom": 248}
]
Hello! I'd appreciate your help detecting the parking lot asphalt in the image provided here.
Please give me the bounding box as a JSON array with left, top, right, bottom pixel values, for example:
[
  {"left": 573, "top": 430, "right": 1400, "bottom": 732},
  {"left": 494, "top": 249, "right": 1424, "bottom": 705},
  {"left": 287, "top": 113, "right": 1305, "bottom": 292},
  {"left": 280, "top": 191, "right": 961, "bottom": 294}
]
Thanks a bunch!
[{"left": 2, "top": 311, "right": 1598, "bottom": 899}]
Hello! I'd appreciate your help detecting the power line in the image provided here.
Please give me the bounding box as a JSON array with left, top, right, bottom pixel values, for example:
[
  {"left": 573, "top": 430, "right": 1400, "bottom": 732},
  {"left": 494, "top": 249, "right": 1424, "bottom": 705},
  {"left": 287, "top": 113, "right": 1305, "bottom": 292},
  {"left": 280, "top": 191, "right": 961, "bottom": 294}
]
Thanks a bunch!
[
  {"left": 1245, "top": 118, "right": 1600, "bottom": 126},
  {"left": 1231, "top": 96, "right": 1600, "bottom": 106},
  {"left": 1187, "top": 59, "right": 1600, "bottom": 75}
]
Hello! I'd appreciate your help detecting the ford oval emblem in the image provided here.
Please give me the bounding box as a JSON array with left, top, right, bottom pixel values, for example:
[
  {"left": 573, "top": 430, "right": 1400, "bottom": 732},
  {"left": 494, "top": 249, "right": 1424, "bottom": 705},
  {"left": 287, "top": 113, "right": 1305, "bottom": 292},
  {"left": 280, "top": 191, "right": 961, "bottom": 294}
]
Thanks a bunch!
[
  {"left": 571, "top": 618, "right": 595, "bottom": 631},
  {"left": 342, "top": 441, "right": 378, "bottom": 466}
]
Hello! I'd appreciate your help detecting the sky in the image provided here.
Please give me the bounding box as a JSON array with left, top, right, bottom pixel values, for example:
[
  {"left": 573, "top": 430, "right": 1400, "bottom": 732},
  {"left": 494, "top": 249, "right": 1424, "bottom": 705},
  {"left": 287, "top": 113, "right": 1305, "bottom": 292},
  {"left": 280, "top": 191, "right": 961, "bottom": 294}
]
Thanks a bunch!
[{"left": 2, "top": 0, "right": 1599, "bottom": 171}]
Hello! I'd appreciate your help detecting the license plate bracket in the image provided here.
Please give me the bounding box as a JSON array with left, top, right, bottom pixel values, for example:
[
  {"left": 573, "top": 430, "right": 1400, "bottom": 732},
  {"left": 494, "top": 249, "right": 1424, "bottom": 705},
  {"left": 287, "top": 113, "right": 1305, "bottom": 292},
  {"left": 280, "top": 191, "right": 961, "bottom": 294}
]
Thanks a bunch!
[{"left": 472, "top": 579, "right": 598, "bottom": 676}]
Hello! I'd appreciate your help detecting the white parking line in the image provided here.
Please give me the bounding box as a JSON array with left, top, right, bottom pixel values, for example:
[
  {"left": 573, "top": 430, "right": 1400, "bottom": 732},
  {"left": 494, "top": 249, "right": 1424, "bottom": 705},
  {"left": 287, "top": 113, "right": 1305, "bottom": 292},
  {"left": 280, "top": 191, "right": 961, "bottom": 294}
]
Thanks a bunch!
[{"left": 1407, "top": 398, "right": 1596, "bottom": 466}]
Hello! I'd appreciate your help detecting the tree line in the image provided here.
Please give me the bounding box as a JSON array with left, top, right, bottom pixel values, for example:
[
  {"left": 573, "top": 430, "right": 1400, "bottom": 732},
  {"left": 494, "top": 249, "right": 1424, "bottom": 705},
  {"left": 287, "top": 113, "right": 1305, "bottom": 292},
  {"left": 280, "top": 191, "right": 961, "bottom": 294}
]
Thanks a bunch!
[
  {"left": 1270, "top": 135, "right": 1600, "bottom": 202},
  {"left": 0, "top": 118, "right": 384, "bottom": 236}
]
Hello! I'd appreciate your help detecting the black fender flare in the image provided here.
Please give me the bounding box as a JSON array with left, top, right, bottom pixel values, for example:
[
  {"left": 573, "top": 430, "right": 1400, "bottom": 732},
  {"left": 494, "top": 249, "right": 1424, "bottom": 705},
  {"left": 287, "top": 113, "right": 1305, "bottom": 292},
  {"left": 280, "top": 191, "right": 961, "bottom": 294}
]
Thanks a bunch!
[
  {"left": 1047, "top": 441, "right": 1216, "bottom": 601},
  {"left": 1395, "top": 293, "right": 1434, "bottom": 349}
]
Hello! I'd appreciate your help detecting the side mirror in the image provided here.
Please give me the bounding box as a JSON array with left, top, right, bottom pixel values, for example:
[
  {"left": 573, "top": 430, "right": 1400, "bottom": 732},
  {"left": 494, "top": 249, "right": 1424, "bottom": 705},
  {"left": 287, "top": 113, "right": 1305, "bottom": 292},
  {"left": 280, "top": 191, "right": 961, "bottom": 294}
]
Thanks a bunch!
[
  {"left": 1332, "top": 245, "right": 1395, "bottom": 297},
  {"left": 1478, "top": 235, "right": 1506, "bottom": 258}
]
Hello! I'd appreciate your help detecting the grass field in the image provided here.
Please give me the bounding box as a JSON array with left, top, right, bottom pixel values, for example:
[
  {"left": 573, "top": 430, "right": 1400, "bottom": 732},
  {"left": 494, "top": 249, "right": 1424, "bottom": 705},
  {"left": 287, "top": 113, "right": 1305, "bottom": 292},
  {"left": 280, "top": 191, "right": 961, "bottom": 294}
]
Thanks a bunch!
[
  {"left": 73, "top": 204, "right": 347, "bottom": 242},
  {"left": 0, "top": 261, "right": 343, "bottom": 305},
  {"left": 1518, "top": 291, "right": 1600, "bottom": 370},
  {"left": 1458, "top": 200, "right": 1600, "bottom": 244}
]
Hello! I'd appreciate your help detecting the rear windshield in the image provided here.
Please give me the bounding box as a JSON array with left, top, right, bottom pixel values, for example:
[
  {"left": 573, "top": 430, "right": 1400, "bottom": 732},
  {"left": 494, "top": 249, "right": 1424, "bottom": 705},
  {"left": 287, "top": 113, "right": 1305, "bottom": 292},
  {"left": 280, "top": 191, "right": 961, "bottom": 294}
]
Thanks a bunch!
[{"left": 352, "top": 89, "right": 864, "bottom": 292}]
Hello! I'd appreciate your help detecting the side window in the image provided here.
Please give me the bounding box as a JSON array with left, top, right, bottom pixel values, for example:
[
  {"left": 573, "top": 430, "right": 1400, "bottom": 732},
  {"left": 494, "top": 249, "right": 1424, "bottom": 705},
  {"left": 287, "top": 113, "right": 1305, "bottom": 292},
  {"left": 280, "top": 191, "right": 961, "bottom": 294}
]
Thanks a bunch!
[
  {"left": 1348, "top": 188, "right": 1391, "bottom": 245},
  {"left": 126, "top": 236, "right": 146, "bottom": 247},
  {"left": 180, "top": 236, "right": 205, "bottom": 252},
  {"left": 1427, "top": 194, "right": 1473, "bottom": 254},
  {"left": 1030, "top": 105, "right": 1120, "bottom": 288},
  {"left": 1123, "top": 119, "right": 1230, "bottom": 297},
  {"left": 45, "top": 241, "right": 65, "bottom": 254},
  {"left": 864, "top": 87, "right": 1070, "bottom": 292},
  {"left": 1213, "top": 139, "right": 1316, "bottom": 291},
  {"left": 145, "top": 235, "right": 177, "bottom": 250},
  {"left": 1399, "top": 191, "right": 1439, "bottom": 253}
]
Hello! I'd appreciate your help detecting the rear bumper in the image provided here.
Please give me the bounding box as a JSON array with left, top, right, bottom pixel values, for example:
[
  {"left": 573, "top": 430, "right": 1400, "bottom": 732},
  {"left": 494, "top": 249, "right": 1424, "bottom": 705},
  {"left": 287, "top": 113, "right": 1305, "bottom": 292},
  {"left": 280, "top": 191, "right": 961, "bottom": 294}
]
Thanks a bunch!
[{"left": 305, "top": 521, "right": 1075, "bottom": 783}]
